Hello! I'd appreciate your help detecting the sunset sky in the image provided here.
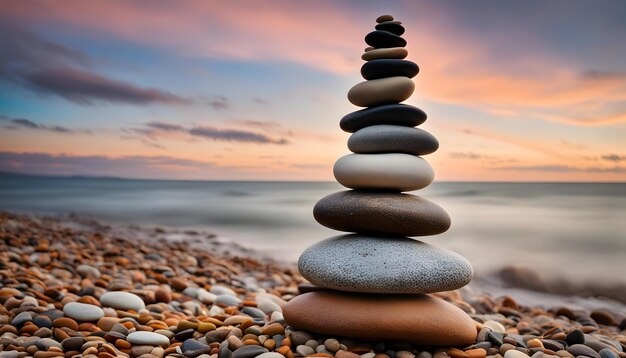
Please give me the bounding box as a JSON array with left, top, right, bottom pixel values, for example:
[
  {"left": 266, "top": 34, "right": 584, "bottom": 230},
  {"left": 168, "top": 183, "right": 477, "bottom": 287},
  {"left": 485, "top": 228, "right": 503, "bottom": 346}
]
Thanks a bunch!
[{"left": 1, "top": 0, "right": 626, "bottom": 181}]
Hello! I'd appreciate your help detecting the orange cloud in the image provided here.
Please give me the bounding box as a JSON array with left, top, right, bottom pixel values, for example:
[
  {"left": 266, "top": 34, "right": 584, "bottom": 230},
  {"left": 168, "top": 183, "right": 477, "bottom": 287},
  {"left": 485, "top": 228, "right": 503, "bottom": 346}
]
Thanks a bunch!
[{"left": 7, "top": 1, "right": 626, "bottom": 126}]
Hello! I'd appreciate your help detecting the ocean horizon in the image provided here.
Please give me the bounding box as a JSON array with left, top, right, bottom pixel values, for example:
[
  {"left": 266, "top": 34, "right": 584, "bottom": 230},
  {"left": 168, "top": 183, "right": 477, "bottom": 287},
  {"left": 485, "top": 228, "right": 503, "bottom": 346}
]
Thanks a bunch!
[{"left": 1, "top": 172, "right": 625, "bottom": 313}]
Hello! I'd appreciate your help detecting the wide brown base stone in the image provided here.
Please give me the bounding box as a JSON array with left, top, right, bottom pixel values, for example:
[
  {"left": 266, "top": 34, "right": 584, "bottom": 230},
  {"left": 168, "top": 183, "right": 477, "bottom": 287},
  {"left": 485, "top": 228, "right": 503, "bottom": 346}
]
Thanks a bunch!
[{"left": 283, "top": 290, "right": 478, "bottom": 346}]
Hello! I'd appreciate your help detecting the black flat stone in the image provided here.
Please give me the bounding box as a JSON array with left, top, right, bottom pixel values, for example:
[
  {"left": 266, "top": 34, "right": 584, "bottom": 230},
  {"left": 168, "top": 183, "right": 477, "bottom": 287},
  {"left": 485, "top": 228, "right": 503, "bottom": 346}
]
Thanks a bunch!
[
  {"left": 313, "top": 190, "right": 451, "bottom": 236},
  {"left": 361, "top": 59, "right": 419, "bottom": 80},
  {"left": 340, "top": 104, "right": 427, "bottom": 133},
  {"left": 375, "top": 21, "right": 405, "bottom": 35},
  {"left": 365, "top": 30, "right": 406, "bottom": 48},
  {"left": 348, "top": 125, "right": 439, "bottom": 155}
]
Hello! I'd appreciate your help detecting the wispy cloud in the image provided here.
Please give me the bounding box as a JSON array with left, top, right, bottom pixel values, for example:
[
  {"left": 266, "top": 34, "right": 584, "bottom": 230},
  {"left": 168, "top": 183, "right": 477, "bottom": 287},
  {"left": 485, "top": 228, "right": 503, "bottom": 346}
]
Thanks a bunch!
[
  {"left": 202, "top": 95, "right": 230, "bottom": 110},
  {"left": 449, "top": 151, "right": 518, "bottom": 165},
  {"left": 0, "top": 151, "right": 215, "bottom": 177},
  {"left": 495, "top": 164, "right": 626, "bottom": 173},
  {"left": 0, "top": 22, "right": 191, "bottom": 106},
  {"left": 189, "top": 126, "right": 288, "bottom": 144},
  {"left": 129, "top": 121, "right": 290, "bottom": 145},
  {"left": 601, "top": 154, "right": 626, "bottom": 162},
  {"left": 1, "top": 115, "right": 87, "bottom": 134}
]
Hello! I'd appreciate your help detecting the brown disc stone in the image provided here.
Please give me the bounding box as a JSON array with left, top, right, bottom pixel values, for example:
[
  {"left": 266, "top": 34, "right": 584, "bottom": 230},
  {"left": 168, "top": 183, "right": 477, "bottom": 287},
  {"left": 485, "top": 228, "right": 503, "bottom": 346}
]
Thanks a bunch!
[{"left": 283, "top": 291, "right": 477, "bottom": 345}]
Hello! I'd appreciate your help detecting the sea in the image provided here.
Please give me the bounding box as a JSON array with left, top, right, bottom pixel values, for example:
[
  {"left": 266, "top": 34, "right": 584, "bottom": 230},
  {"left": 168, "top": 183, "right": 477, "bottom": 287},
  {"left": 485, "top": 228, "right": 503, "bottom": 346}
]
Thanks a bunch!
[{"left": 1, "top": 173, "right": 625, "bottom": 314}]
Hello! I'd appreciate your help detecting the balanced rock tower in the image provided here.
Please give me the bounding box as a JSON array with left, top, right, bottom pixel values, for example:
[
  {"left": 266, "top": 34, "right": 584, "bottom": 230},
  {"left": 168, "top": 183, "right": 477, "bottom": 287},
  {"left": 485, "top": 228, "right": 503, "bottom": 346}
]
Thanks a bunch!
[{"left": 283, "top": 15, "right": 477, "bottom": 345}]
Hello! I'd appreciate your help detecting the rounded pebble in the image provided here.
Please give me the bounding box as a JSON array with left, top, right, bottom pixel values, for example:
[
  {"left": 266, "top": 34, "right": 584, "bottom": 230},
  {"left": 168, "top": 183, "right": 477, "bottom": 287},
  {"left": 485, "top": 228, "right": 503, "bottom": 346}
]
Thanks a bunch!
[
  {"left": 62, "top": 302, "right": 104, "bottom": 322},
  {"left": 126, "top": 331, "right": 170, "bottom": 346},
  {"left": 100, "top": 291, "right": 145, "bottom": 311}
]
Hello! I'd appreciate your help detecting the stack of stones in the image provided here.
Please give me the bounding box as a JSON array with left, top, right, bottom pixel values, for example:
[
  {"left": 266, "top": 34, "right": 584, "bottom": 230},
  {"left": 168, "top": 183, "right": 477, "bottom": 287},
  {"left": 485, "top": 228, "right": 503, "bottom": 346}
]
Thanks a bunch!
[{"left": 284, "top": 15, "right": 478, "bottom": 345}]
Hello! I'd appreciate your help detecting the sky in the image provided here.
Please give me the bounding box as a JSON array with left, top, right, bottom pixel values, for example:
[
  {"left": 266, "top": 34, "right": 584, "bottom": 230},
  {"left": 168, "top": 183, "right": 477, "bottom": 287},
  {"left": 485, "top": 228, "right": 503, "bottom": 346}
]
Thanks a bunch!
[{"left": 1, "top": 0, "right": 626, "bottom": 182}]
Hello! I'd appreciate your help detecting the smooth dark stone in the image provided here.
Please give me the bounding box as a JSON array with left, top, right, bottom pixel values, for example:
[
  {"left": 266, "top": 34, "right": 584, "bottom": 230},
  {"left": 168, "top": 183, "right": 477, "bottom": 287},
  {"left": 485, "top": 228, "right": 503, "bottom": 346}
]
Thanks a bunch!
[
  {"left": 505, "top": 334, "right": 527, "bottom": 347},
  {"left": 565, "top": 329, "right": 585, "bottom": 345},
  {"left": 273, "top": 334, "right": 284, "bottom": 347},
  {"left": 206, "top": 329, "right": 230, "bottom": 344},
  {"left": 375, "top": 21, "right": 405, "bottom": 35},
  {"left": 361, "top": 59, "right": 419, "bottom": 80},
  {"left": 365, "top": 30, "right": 407, "bottom": 48},
  {"left": 348, "top": 125, "right": 438, "bottom": 155},
  {"left": 89, "top": 331, "right": 107, "bottom": 338},
  {"left": 231, "top": 345, "right": 268, "bottom": 358},
  {"left": 568, "top": 345, "right": 601, "bottom": 358},
  {"left": 40, "top": 308, "right": 65, "bottom": 321},
  {"left": 182, "top": 339, "right": 209, "bottom": 352},
  {"left": 240, "top": 306, "right": 265, "bottom": 319},
  {"left": 218, "top": 341, "right": 232, "bottom": 358},
  {"left": 186, "top": 348, "right": 214, "bottom": 358},
  {"left": 585, "top": 339, "right": 614, "bottom": 352},
  {"left": 488, "top": 331, "right": 504, "bottom": 346},
  {"left": 467, "top": 342, "right": 493, "bottom": 350},
  {"left": 77, "top": 286, "right": 95, "bottom": 297},
  {"left": 590, "top": 310, "right": 617, "bottom": 325},
  {"left": 599, "top": 348, "right": 619, "bottom": 358},
  {"left": 175, "top": 328, "right": 195, "bottom": 341},
  {"left": 313, "top": 190, "right": 451, "bottom": 236},
  {"left": 340, "top": 104, "right": 427, "bottom": 133},
  {"left": 61, "top": 337, "right": 85, "bottom": 352},
  {"left": 33, "top": 316, "right": 52, "bottom": 329},
  {"left": 540, "top": 339, "right": 564, "bottom": 351},
  {"left": 103, "top": 331, "right": 126, "bottom": 342},
  {"left": 11, "top": 311, "right": 32, "bottom": 326}
]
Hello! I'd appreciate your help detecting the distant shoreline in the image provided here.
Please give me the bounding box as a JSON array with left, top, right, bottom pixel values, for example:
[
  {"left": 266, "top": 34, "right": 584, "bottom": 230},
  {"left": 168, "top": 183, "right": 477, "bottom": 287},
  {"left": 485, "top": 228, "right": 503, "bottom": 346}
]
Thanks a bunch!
[{"left": 2, "top": 171, "right": 625, "bottom": 184}]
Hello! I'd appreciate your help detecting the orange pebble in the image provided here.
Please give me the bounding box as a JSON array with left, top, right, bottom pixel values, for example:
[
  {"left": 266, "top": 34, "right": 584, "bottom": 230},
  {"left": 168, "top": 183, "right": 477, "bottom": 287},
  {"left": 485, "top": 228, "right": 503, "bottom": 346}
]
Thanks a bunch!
[
  {"left": 465, "top": 348, "right": 487, "bottom": 358},
  {"left": 447, "top": 348, "right": 469, "bottom": 358}
]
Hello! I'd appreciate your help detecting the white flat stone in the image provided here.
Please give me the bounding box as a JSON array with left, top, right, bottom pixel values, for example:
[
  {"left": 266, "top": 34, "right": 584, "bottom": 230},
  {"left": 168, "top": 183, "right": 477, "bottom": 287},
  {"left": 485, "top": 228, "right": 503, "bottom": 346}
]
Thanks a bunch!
[
  {"left": 484, "top": 319, "right": 506, "bottom": 333},
  {"left": 126, "top": 331, "right": 170, "bottom": 346},
  {"left": 504, "top": 351, "right": 530, "bottom": 358},
  {"left": 100, "top": 291, "right": 145, "bottom": 311},
  {"left": 333, "top": 153, "right": 434, "bottom": 191},
  {"left": 62, "top": 302, "right": 104, "bottom": 322},
  {"left": 347, "top": 76, "right": 414, "bottom": 107}
]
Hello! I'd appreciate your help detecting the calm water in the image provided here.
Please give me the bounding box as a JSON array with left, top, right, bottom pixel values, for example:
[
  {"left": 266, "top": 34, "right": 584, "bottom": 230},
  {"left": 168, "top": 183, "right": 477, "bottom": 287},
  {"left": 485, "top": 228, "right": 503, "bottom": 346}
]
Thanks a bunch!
[{"left": 1, "top": 173, "right": 625, "bottom": 310}]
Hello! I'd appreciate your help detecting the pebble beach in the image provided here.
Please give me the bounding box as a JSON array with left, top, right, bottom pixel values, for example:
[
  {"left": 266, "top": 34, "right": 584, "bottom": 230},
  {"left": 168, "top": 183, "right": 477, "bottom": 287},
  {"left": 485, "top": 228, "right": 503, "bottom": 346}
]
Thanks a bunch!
[{"left": 1, "top": 212, "right": 625, "bottom": 358}]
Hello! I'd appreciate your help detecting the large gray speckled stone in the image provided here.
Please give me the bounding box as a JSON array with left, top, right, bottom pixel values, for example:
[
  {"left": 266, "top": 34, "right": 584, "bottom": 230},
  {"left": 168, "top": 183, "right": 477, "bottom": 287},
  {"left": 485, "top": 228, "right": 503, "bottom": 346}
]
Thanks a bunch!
[
  {"left": 348, "top": 125, "right": 439, "bottom": 155},
  {"left": 298, "top": 234, "right": 473, "bottom": 294}
]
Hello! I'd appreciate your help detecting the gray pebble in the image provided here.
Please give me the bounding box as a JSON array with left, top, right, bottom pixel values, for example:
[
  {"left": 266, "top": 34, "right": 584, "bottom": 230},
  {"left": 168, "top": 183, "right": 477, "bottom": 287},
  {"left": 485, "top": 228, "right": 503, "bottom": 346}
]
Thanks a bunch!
[
  {"left": 296, "top": 345, "right": 315, "bottom": 356},
  {"left": 599, "top": 349, "right": 619, "bottom": 358},
  {"left": 325, "top": 338, "right": 340, "bottom": 352},
  {"left": 231, "top": 345, "right": 268, "bottom": 358},
  {"left": 567, "top": 345, "right": 600, "bottom": 358},
  {"left": 11, "top": 312, "right": 32, "bottom": 326}
]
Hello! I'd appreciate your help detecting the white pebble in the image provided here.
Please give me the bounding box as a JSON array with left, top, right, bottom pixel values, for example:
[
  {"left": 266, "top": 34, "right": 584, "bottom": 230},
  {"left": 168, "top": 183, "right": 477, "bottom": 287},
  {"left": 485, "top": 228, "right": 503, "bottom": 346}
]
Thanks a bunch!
[
  {"left": 63, "top": 302, "right": 104, "bottom": 322},
  {"left": 126, "top": 331, "right": 170, "bottom": 346},
  {"left": 100, "top": 291, "right": 145, "bottom": 311},
  {"left": 257, "top": 299, "right": 281, "bottom": 314},
  {"left": 256, "top": 353, "right": 285, "bottom": 358},
  {"left": 210, "top": 285, "right": 236, "bottom": 296},
  {"left": 504, "top": 351, "right": 530, "bottom": 358},
  {"left": 483, "top": 319, "right": 506, "bottom": 333}
]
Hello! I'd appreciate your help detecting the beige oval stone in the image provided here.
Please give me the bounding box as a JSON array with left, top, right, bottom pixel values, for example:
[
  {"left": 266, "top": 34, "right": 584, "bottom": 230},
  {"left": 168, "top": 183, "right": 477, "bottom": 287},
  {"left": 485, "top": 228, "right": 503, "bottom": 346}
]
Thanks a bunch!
[
  {"left": 348, "top": 77, "right": 414, "bottom": 107},
  {"left": 283, "top": 291, "right": 477, "bottom": 345},
  {"left": 333, "top": 154, "right": 434, "bottom": 191},
  {"left": 362, "top": 47, "right": 409, "bottom": 61}
]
